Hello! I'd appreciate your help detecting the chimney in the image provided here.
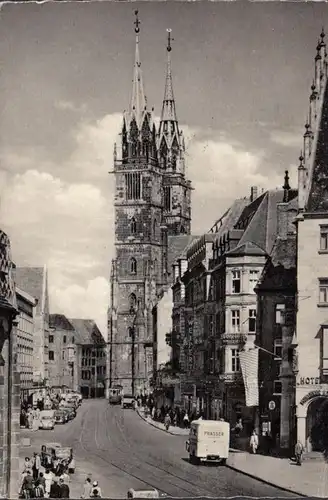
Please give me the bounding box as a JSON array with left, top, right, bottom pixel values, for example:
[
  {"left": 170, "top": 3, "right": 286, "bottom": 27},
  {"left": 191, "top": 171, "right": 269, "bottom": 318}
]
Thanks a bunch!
[{"left": 250, "top": 186, "right": 258, "bottom": 202}]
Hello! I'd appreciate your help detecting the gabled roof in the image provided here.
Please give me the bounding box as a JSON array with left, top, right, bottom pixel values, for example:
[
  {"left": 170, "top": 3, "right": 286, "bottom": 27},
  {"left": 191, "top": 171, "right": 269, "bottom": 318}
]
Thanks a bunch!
[
  {"left": 49, "top": 314, "right": 74, "bottom": 331},
  {"left": 167, "top": 235, "right": 200, "bottom": 273},
  {"left": 226, "top": 241, "right": 267, "bottom": 257},
  {"left": 236, "top": 189, "right": 296, "bottom": 255},
  {"left": 14, "top": 267, "right": 45, "bottom": 315},
  {"left": 211, "top": 198, "right": 249, "bottom": 239},
  {"left": 256, "top": 237, "right": 297, "bottom": 292},
  {"left": 68, "top": 318, "right": 105, "bottom": 345}
]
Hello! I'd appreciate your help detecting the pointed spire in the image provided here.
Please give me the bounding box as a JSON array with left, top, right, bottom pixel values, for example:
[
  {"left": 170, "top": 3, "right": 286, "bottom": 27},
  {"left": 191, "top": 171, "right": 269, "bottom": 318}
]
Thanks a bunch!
[
  {"left": 160, "top": 29, "right": 177, "bottom": 122},
  {"left": 129, "top": 10, "right": 147, "bottom": 126}
]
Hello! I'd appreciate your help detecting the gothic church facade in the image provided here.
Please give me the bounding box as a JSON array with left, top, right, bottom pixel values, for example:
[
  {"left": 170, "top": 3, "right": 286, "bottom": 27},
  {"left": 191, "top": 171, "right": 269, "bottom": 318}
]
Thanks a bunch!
[{"left": 108, "top": 14, "right": 192, "bottom": 395}]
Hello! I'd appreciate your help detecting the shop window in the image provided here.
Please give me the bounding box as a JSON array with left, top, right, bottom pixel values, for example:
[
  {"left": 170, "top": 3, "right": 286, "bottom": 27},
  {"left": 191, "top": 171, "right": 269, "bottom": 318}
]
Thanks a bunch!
[
  {"left": 274, "top": 339, "right": 282, "bottom": 359},
  {"left": 273, "top": 380, "right": 282, "bottom": 396},
  {"left": 275, "top": 304, "right": 285, "bottom": 324},
  {"left": 248, "top": 309, "right": 256, "bottom": 333},
  {"left": 231, "top": 310, "right": 240, "bottom": 333},
  {"left": 231, "top": 349, "right": 240, "bottom": 372},
  {"left": 320, "top": 226, "right": 328, "bottom": 251},
  {"left": 232, "top": 270, "right": 241, "bottom": 294},
  {"left": 319, "top": 279, "right": 328, "bottom": 304}
]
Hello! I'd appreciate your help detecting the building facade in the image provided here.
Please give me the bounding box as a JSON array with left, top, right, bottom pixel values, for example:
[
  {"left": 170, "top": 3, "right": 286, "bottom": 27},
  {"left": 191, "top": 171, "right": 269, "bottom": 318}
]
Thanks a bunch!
[
  {"left": 295, "top": 30, "right": 328, "bottom": 451},
  {"left": 16, "top": 287, "right": 37, "bottom": 400},
  {"left": 0, "top": 230, "right": 20, "bottom": 498},
  {"left": 255, "top": 189, "right": 298, "bottom": 455},
  {"left": 109, "top": 16, "right": 192, "bottom": 395},
  {"left": 171, "top": 186, "right": 298, "bottom": 431},
  {"left": 69, "top": 319, "right": 106, "bottom": 398},
  {"left": 14, "top": 266, "right": 50, "bottom": 386},
  {"left": 48, "top": 314, "right": 76, "bottom": 390}
]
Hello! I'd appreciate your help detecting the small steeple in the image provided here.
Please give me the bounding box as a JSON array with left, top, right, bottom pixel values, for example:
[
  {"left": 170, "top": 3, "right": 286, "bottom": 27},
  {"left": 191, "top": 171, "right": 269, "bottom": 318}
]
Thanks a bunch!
[
  {"left": 158, "top": 29, "right": 184, "bottom": 172},
  {"left": 129, "top": 10, "right": 147, "bottom": 127},
  {"left": 283, "top": 170, "right": 291, "bottom": 203},
  {"left": 160, "top": 29, "right": 177, "bottom": 123}
]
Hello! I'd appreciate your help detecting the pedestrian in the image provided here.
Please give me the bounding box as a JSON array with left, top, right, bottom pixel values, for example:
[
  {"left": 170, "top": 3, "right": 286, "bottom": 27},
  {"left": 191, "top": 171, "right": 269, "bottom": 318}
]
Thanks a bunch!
[
  {"left": 164, "top": 413, "right": 171, "bottom": 431},
  {"left": 32, "top": 452, "right": 41, "bottom": 480},
  {"left": 59, "top": 477, "right": 70, "bottom": 498},
  {"left": 295, "top": 440, "right": 304, "bottom": 466},
  {"left": 250, "top": 430, "right": 259, "bottom": 454},
  {"left": 38, "top": 472, "right": 46, "bottom": 491},
  {"left": 33, "top": 478, "right": 45, "bottom": 499},
  {"left": 23, "top": 457, "right": 33, "bottom": 474},
  {"left": 81, "top": 477, "right": 92, "bottom": 498},
  {"left": 50, "top": 476, "right": 61, "bottom": 498},
  {"left": 60, "top": 469, "right": 70, "bottom": 484},
  {"left": 21, "top": 470, "right": 34, "bottom": 499},
  {"left": 183, "top": 413, "right": 189, "bottom": 429},
  {"left": 90, "top": 481, "right": 102, "bottom": 498},
  {"left": 44, "top": 469, "right": 53, "bottom": 498}
]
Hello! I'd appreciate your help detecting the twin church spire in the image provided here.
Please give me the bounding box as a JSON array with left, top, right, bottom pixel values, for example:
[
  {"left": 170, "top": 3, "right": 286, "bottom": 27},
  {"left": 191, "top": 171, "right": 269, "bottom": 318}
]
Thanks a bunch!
[{"left": 122, "top": 10, "right": 184, "bottom": 173}]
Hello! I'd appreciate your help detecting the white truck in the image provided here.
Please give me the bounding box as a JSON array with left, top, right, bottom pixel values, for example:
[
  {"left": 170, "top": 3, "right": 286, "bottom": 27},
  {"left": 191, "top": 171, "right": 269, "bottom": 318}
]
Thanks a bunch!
[
  {"left": 186, "top": 419, "right": 230, "bottom": 465},
  {"left": 122, "top": 394, "right": 135, "bottom": 409}
]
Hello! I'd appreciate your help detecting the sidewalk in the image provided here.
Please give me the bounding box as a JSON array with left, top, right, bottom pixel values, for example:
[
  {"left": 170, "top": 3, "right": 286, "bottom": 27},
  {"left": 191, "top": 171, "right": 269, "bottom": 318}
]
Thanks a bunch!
[
  {"left": 137, "top": 409, "right": 328, "bottom": 497},
  {"left": 136, "top": 407, "right": 189, "bottom": 436}
]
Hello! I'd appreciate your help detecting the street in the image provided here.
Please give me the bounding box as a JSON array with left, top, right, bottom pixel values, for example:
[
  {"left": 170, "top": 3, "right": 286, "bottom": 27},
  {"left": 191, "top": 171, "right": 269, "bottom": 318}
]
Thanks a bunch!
[{"left": 21, "top": 399, "right": 297, "bottom": 498}]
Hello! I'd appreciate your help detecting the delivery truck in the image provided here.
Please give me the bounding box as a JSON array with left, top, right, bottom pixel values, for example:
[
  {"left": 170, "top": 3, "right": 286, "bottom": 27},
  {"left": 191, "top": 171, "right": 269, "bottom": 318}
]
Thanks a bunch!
[{"left": 186, "top": 419, "right": 230, "bottom": 465}]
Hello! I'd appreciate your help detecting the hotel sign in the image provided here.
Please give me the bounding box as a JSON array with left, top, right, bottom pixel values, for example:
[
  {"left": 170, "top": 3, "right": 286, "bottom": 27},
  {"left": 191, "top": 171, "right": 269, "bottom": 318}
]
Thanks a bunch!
[{"left": 297, "top": 377, "right": 320, "bottom": 386}]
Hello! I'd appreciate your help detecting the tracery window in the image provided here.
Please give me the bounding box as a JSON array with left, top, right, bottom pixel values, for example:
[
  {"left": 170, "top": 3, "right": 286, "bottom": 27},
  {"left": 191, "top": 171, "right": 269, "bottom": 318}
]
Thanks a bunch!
[
  {"left": 125, "top": 173, "right": 141, "bottom": 200},
  {"left": 130, "top": 258, "right": 137, "bottom": 274}
]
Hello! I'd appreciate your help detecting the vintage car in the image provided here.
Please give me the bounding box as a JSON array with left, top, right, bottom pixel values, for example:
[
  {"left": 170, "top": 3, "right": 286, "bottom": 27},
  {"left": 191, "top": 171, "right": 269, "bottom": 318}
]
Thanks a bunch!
[
  {"left": 54, "top": 409, "right": 67, "bottom": 424},
  {"left": 39, "top": 410, "right": 55, "bottom": 430},
  {"left": 41, "top": 442, "right": 61, "bottom": 468},
  {"left": 55, "top": 446, "right": 76, "bottom": 474},
  {"left": 62, "top": 406, "right": 76, "bottom": 420}
]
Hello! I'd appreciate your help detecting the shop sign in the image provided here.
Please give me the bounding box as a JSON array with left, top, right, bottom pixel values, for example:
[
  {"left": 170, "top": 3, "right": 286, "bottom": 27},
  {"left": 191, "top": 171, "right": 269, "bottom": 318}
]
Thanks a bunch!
[
  {"left": 297, "top": 377, "right": 320, "bottom": 386},
  {"left": 268, "top": 400, "right": 276, "bottom": 411}
]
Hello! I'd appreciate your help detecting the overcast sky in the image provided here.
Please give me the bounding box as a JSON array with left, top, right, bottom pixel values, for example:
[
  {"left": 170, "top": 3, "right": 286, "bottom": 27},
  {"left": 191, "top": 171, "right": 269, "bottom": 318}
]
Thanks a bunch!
[{"left": 1, "top": 1, "right": 327, "bottom": 336}]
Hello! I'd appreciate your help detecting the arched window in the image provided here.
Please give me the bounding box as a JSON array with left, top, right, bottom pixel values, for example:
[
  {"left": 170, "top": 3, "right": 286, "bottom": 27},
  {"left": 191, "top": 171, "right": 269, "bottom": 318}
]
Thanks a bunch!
[
  {"left": 153, "top": 219, "right": 157, "bottom": 238},
  {"left": 130, "top": 258, "right": 137, "bottom": 274},
  {"left": 153, "top": 258, "right": 158, "bottom": 276},
  {"left": 131, "top": 217, "right": 137, "bottom": 234},
  {"left": 129, "top": 293, "right": 137, "bottom": 312}
]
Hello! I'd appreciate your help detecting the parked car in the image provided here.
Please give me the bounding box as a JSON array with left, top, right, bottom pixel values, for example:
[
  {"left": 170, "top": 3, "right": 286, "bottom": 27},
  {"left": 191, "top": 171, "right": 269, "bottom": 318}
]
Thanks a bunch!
[
  {"left": 39, "top": 410, "right": 55, "bottom": 430},
  {"left": 54, "top": 409, "right": 67, "bottom": 425},
  {"left": 61, "top": 408, "right": 71, "bottom": 422},
  {"left": 63, "top": 407, "right": 76, "bottom": 420}
]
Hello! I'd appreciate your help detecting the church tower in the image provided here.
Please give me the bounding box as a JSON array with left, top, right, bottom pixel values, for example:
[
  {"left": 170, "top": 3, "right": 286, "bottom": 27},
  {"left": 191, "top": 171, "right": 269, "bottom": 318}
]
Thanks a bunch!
[
  {"left": 158, "top": 30, "right": 192, "bottom": 236},
  {"left": 108, "top": 14, "right": 192, "bottom": 395}
]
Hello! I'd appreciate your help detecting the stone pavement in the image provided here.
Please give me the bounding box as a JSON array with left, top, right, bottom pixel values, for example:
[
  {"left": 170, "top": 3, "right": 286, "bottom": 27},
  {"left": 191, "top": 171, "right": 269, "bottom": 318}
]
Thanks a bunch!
[
  {"left": 19, "top": 429, "right": 90, "bottom": 498},
  {"left": 137, "top": 408, "right": 328, "bottom": 497}
]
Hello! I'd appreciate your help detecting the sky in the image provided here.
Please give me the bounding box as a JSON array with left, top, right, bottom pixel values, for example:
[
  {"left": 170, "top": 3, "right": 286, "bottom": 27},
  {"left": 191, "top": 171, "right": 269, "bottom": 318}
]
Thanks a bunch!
[{"left": 1, "top": 1, "right": 328, "bottom": 338}]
